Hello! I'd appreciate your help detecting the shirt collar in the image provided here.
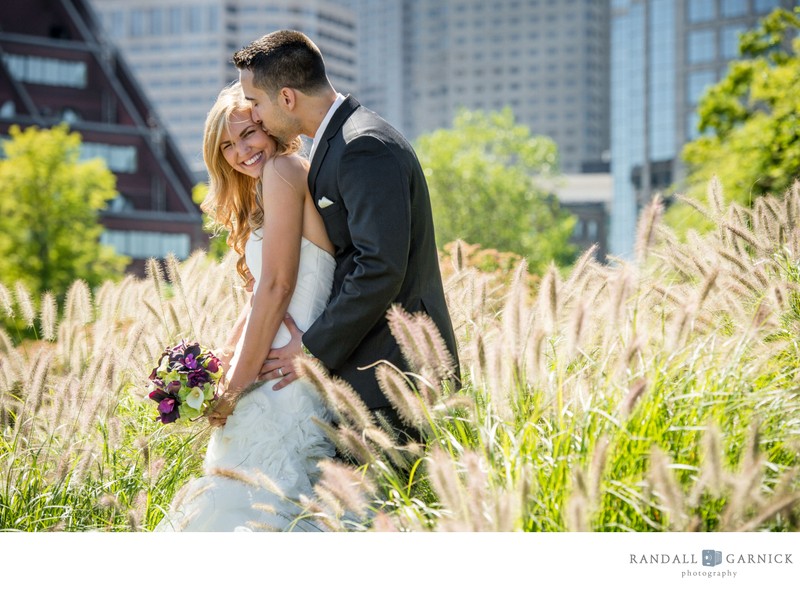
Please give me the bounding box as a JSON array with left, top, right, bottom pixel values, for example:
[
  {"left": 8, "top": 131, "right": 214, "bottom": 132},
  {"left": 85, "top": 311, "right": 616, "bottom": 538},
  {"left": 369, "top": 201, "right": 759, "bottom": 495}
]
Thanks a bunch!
[{"left": 309, "top": 93, "right": 346, "bottom": 162}]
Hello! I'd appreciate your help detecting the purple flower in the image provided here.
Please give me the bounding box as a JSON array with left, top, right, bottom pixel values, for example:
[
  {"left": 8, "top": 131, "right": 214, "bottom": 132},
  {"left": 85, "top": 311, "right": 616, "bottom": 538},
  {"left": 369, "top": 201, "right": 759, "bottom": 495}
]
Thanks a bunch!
[
  {"left": 149, "top": 389, "right": 181, "bottom": 423},
  {"left": 165, "top": 380, "right": 182, "bottom": 394},
  {"left": 157, "top": 395, "right": 180, "bottom": 424},
  {"left": 187, "top": 369, "right": 209, "bottom": 387},
  {"left": 184, "top": 353, "right": 198, "bottom": 370},
  {"left": 148, "top": 388, "right": 167, "bottom": 401},
  {"left": 205, "top": 356, "right": 220, "bottom": 373}
]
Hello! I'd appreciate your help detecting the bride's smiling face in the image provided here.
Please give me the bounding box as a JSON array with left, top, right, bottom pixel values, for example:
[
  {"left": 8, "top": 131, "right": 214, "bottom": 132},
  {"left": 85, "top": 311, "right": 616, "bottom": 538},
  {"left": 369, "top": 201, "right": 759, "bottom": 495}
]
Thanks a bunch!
[{"left": 219, "top": 109, "right": 277, "bottom": 178}]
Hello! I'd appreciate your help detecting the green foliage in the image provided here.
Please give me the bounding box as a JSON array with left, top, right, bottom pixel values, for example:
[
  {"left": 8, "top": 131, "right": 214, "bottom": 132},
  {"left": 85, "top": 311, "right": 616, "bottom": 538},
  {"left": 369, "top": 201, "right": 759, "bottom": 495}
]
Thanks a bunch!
[
  {"left": 416, "top": 108, "right": 576, "bottom": 275},
  {"left": 192, "top": 182, "right": 229, "bottom": 260},
  {"left": 0, "top": 124, "right": 128, "bottom": 300},
  {"left": 673, "top": 8, "right": 800, "bottom": 231}
]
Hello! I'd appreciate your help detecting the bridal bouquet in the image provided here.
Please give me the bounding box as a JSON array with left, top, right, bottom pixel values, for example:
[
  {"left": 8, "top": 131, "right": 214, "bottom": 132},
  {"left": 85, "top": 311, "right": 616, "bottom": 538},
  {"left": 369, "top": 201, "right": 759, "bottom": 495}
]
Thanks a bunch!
[{"left": 148, "top": 340, "right": 224, "bottom": 424}]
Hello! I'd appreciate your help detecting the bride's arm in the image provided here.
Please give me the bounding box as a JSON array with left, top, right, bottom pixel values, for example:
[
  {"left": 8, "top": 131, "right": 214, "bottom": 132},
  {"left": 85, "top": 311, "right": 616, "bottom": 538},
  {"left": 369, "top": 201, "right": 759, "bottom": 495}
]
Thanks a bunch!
[
  {"left": 215, "top": 155, "right": 307, "bottom": 408},
  {"left": 218, "top": 298, "right": 252, "bottom": 375}
]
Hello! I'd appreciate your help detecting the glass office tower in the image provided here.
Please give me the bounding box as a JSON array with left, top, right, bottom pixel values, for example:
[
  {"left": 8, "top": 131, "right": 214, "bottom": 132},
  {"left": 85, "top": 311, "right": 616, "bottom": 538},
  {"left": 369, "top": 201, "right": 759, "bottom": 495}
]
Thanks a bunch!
[{"left": 609, "top": 0, "right": 795, "bottom": 258}]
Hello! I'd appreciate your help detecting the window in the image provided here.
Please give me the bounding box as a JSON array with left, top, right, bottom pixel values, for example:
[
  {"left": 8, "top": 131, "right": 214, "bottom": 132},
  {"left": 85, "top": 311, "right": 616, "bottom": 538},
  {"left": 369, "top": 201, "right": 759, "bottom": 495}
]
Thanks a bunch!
[
  {"left": 721, "top": 0, "right": 747, "bottom": 17},
  {"left": 189, "top": 6, "right": 203, "bottom": 33},
  {"left": 722, "top": 25, "right": 746, "bottom": 58},
  {"left": 169, "top": 7, "right": 182, "bottom": 35},
  {"left": 130, "top": 9, "right": 146, "bottom": 37},
  {"left": 101, "top": 230, "right": 191, "bottom": 259},
  {"left": 755, "top": 0, "right": 780, "bottom": 14},
  {"left": 149, "top": 8, "right": 164, "bottom": 36},
  {"left": 688, "top": 30, "right": 716, "bottom": 63},
  {"left": 2, "top": 53, "right": 87, "bottom": 88},
  {"left": 81, "top": 143, "right": 137, "bottom": 173},
  {"left": 687, "top": 69, "right": 716, "bottom": 105},
  {"left": 688, "top": 0, "right": 715, "bottom": 23}
]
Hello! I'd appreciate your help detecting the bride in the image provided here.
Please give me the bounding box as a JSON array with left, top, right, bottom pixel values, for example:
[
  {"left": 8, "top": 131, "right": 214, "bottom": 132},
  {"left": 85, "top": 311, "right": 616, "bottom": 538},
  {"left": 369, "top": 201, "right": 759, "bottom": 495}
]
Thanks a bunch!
[{"left": 156, "top": 82, "right": 337, "bottom": 531}]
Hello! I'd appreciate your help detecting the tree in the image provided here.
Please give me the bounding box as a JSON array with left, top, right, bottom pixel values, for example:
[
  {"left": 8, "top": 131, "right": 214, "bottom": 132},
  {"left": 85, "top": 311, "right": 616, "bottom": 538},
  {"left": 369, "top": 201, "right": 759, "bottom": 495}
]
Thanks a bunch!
[
  {"left": 191, "top": 182, "right": 229, "bottom": 260},
  {"left": 0, "top": 124, "right": 128, "bottom": 299},
  {"left": 415, "top": 108, "right": 576, "bottom": 275},
  {"left": 671, "top": 8, "right": 800, "bottom": 229}
]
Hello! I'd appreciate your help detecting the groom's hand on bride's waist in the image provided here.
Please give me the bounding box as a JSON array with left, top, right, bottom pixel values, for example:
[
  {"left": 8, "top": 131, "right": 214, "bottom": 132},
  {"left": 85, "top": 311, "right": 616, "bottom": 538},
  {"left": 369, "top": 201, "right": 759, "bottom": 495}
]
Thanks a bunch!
[{"left": 259, "top": 313, "right": 304, "bottom": 390}]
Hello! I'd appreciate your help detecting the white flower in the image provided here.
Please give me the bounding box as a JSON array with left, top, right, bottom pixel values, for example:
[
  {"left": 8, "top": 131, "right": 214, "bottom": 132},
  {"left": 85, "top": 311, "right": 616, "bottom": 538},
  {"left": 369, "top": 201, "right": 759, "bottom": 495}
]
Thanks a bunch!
[{"left": 185, "top": 386, "right": 206, "bottom": 410}]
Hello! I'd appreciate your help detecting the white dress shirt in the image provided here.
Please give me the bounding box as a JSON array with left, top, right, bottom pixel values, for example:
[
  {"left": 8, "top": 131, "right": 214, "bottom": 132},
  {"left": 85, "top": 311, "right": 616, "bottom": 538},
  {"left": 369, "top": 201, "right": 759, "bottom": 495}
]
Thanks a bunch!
[{"left": 308, "top": 93, "right": 346, "bottom": 163}]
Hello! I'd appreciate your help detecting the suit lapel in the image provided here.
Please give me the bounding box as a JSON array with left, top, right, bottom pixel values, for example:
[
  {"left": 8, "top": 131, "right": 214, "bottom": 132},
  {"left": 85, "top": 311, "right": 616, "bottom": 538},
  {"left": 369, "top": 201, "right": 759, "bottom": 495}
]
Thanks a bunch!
[{"left": 308, "top": 95, "right": 360, "bottom": 197}]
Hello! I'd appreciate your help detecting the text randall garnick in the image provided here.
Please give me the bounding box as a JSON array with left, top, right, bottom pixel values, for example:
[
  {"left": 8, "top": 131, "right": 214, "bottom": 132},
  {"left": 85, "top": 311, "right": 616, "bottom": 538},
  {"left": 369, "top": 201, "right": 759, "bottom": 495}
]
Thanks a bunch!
[{"left": 629, "top": 554, "right": 793, "bottom": 565}]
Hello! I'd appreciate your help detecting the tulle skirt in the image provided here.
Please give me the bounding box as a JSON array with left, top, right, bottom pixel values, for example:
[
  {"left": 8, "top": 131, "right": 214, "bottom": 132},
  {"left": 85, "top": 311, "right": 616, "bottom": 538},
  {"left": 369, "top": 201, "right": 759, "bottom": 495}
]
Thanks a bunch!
[{"left": 155, "top": 378, "right": 334, "bottom": 532}]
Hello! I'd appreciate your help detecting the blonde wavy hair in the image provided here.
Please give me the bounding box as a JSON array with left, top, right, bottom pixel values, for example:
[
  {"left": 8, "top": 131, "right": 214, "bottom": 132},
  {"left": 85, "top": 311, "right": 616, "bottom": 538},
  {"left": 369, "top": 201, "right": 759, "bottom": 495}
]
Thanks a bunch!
[{"left": 201, "top": 82, "right": 303, "bottom": 283}]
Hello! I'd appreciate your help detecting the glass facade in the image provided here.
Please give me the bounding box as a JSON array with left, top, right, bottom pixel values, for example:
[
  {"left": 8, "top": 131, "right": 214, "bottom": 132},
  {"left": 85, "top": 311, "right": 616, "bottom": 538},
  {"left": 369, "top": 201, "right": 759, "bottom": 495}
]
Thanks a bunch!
[
  {"left": 609, "top": 0, "right": 796, "bottom": 258},
  {"left": 610, "top": 0, "right": 645, "bottom": 258},
  {"left": 649, "top": 0, "right": 675, "bottom": 162},
  {"left": 101, "top": 230, "right": 191, "bottom": 259}
]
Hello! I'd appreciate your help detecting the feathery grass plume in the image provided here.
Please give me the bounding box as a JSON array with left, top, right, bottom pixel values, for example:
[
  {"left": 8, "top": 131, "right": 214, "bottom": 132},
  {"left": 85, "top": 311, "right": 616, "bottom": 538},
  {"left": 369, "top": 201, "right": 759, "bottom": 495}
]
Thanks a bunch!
[
  {"left": 426, "top": 447, "right": 468, "bottom": 531},
  {"left": 736, "top": 492, "right": 800, "bottom": 532},
  {"left": 386, "top": 305, "right": 455, "bottom": 384},
  {"left": 715, "top": 246, "right": 750, "bottom": 273},
  {"left": 566, "top": 468, "right": 590, "bottom": 531},
  {"left": 451, "top": 239, "right": 466, "bottom": 272},
  {"left": 0, "top": 326, "right": 13, "bottom": 355},
  {"left": 563, "top": 244, "right": 598, "bottom": 300},
  {"left": 65, "top": 279, "right": 93, "bottom": 326},
  {"left": 707, "top": 175, "right": 725, "bottom": 217},
  {"left": 588, "top": 436, "right": 610, "bottom": 506},
  {"left": 332, "top": 424, "right": 378, "bottom": 466},
  {"left": 14, "top": 281, "right": 35, "bottom": 328},
  {"left": 700, "top": 425, "right": 725, "bottom": 496},
  {"left": 648, "top": 446, "right": 687, "bottom": 530},
  {"left": 634, "top": 193, "right": 663, "bottom": 265},
  {"left": 165, "top": 253, "right": 197, "bottom": 336},
  {"left": 565, "top": 297, "right": 588, "bottom": 361},
  {"left": 695, "top": 267, "right": 719, "bottom": 310},
  {"left": 502, "top": 259, "right": 529, "bottom": 362},
  {"left": 39, "top": 291, "right": 57, "bottom": 341},
  {"left": 22, "top": 348, "right": 52, "bottom": 415},
  {"left": 619, "top": 377, "right": 647, "bottom": 417},
  {"left": 676, "top": 192, "right": 712, "bottom": 220},
  {"left": 0, "top": 282, "right": 13, "bottom": 318},
  {"left": 462, "top": 451, "right": 491, "bottom": 531},
  {"left": 721, "top": 423, "right": 766, "bottom": 530},
  {"left": 375, "top": 364, "right": 427, "bottom": 430},
  {"left": 730, "top": 270, "right": 762, "bottom": 296},
  {"left": 606, "top": 264, "right": 634, "bottom": 341},
  {"left": 786, "top": 180, "right": 799, "bottom": 230},
  {"left": 314, "top": 459, "right": 375, "bottom": 519},
  {"left": 721, "top": 219, "right": 766, "bottom": 254},
  {"left": 535, "top": 263, "right": 559, "bottom": 335},
  {"left": 298, "top": 357, "right": 373, "bottom": 432}
]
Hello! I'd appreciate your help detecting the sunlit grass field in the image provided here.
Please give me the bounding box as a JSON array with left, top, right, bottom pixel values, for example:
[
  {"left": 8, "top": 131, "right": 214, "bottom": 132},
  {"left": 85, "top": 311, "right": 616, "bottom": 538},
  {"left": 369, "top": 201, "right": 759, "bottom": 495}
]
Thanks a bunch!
[{"left": 2, "top": 180, "right": 799, "bottom": 532}]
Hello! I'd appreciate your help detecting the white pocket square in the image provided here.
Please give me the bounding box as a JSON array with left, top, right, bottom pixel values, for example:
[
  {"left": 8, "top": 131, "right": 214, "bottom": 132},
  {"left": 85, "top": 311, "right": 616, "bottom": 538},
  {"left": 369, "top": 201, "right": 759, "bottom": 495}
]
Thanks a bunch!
[{"left": 317, "top": 197, "right": 334, "bottom": 209}]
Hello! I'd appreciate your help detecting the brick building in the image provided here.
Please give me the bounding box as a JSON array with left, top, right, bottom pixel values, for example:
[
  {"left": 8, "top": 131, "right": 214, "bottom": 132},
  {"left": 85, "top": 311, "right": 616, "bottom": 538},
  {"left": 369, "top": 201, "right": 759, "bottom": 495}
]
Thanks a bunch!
[{"left": 0, "top": 0, "right": 205, "bottom": 275}]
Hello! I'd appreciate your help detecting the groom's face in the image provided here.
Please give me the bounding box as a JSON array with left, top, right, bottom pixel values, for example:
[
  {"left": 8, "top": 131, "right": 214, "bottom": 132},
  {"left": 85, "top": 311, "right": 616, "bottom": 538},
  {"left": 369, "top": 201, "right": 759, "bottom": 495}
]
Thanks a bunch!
[{"left": 239, "top": 69, "right": 296, "bottom": 144}]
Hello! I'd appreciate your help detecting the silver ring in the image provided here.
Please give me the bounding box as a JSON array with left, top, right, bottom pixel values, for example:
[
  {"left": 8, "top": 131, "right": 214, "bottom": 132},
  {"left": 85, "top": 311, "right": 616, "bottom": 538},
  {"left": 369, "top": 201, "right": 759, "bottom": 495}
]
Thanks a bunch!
[{"left": 278, "top": 367, "right": 284, "bottom": 377}]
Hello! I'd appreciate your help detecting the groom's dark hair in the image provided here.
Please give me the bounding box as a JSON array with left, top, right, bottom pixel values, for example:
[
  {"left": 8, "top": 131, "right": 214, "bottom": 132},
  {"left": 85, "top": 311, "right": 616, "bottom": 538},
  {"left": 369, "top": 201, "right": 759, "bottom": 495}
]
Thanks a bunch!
[{"left": 232, "top": 30, "right": 331, "bottom": 97}]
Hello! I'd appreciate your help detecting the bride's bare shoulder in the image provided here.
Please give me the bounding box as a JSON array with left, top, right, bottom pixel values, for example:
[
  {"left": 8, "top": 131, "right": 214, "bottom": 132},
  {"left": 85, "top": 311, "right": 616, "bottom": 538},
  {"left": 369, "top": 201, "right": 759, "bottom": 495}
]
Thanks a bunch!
[{"left": 264, "top": 153, "right": 309, "bottom": 191}]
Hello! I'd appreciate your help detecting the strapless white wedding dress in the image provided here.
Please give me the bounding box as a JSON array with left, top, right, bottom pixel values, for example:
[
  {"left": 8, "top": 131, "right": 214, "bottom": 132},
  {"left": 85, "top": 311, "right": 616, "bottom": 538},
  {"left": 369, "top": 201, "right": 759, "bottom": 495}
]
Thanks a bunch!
[{"left": 156, "top": 233, "right": 336, "bottom": 532}]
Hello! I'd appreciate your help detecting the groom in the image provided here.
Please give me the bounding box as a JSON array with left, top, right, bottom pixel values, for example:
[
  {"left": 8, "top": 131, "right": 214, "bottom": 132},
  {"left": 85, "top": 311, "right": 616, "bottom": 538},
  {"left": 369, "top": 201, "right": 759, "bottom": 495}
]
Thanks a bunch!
[{"left": 233, "top": 30, "right": 459, "bottom": 434}]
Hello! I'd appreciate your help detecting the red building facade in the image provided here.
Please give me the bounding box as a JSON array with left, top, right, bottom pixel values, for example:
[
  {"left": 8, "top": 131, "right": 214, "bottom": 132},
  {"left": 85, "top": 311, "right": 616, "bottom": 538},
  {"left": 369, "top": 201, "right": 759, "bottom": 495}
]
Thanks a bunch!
[{"left": 0, "top": 0, "right": 206, "bottom": 275}]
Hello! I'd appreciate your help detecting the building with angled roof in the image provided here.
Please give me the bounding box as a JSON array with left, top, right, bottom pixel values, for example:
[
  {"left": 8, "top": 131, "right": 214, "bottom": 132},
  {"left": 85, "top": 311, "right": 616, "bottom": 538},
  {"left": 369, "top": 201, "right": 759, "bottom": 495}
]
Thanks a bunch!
[{"left": 0, "top": 0, "right": 205, "bottom": 275}]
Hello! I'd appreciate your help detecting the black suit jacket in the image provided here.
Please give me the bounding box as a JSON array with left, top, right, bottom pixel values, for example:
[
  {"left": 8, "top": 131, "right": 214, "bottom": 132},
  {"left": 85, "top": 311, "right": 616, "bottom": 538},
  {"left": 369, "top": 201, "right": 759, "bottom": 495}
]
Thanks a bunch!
[{"left": 303, "top": 96, "right": 459, "bottom": 409}]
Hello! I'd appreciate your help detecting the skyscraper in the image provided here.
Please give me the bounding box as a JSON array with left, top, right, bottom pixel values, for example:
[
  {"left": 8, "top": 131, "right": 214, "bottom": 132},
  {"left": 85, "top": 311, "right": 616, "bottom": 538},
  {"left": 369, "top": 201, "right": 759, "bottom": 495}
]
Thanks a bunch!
[
  {"left": 355, "top": 0, "right": 611, "bottom": 175},
  {"left": 89, "top": 0, "right": 357, "bottom": 177},
  {"left": 609, "top": 0, "right": 795, "bottom": 258}
]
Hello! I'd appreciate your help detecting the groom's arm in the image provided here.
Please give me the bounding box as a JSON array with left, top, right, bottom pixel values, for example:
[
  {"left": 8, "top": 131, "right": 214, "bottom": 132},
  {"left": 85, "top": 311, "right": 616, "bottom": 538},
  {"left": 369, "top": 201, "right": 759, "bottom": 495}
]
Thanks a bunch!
[{"left": 303, "top": 134, "right": 410, "bottom": 370}]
